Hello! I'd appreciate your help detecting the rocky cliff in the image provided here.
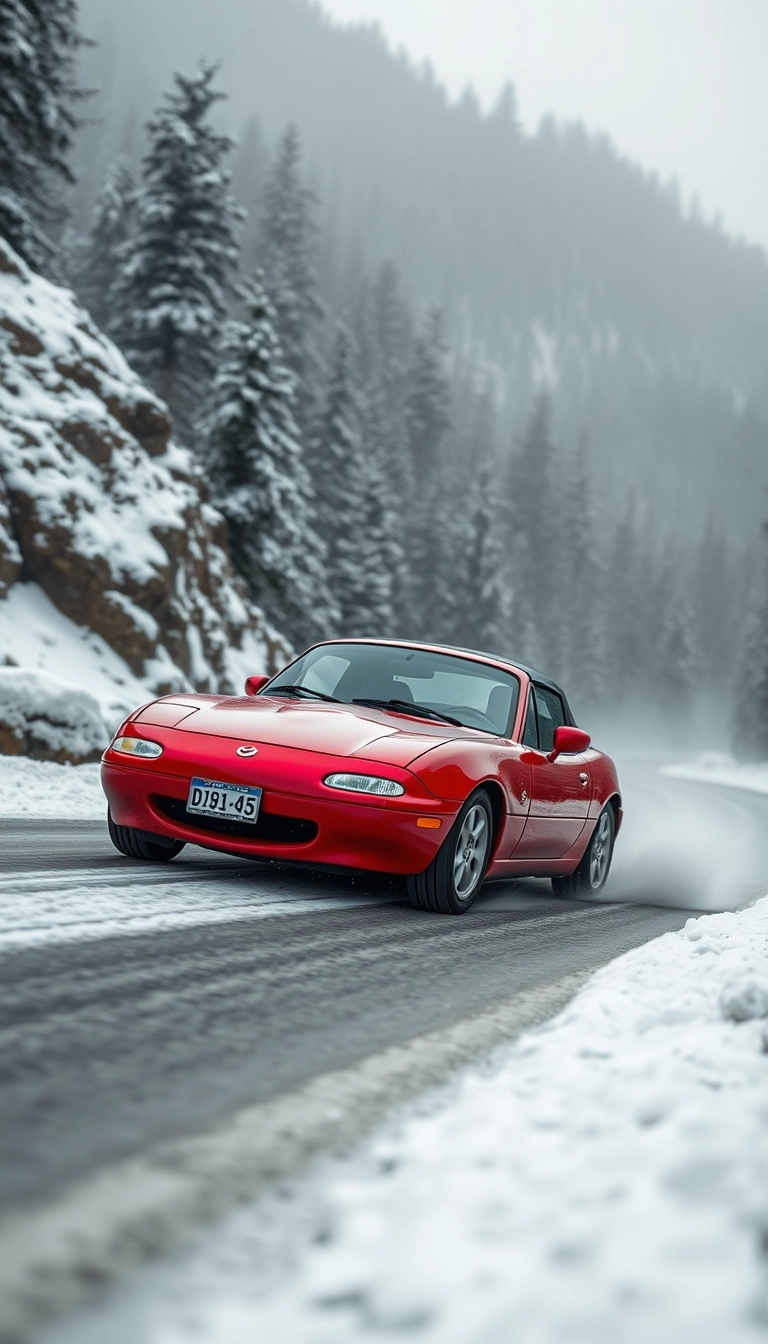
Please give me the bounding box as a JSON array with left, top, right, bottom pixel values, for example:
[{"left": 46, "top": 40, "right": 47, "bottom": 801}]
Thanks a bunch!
[
  {"left": 0, "top": 238, "right": 290, "bottom": 707},
  {"left": 0, "top": 238, "right": 292, "bottom": 758}
]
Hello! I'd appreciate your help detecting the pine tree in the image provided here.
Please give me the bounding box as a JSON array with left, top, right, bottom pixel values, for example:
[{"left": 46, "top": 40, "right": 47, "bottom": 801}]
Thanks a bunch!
[
  {"left": 111, "top": 62, "right": 242, "bottom": 436},
  {"left": 505, "top": 392, "right": 557, "bottom": 667},
  {"left": 201, "top": 271, "right": 336, "bottom": 646},
  {"left": 310, "top": 325, "right": 395, "bottom": 634},
  {"left": 0, "top": 0, "right": 86, "bottom": 269},
  {"left": 653, "top": 546, "right": 700, "bottom": 717},
  {"left": 349, "top": 259, "right": 415, "bottom": 630},
  {"left": 603, "top": 493, "right": 649, "bottom": 704},
  {"left": 449, "top": 464, "right": 510, "bottom": 654},
  {"left": 691, "top": 517, "right": 741, "bottom": 689},
  {"left": 405, "top": 309, "right": 451, "bottom": 483},
  {"left": 230, "top": 114, "right": 269, "bottom": 278},
  {"left": 259, "top": 124, "right": 323, "bottom": 419},
  {"left": 74, "top": 160, "right": 135, "bottom": 330},
  {"left": 732, "top": 521, "right": 768, "bottom": 762},
  {"left": 558, "top": 437, "right": 607, "bottom": 710}
]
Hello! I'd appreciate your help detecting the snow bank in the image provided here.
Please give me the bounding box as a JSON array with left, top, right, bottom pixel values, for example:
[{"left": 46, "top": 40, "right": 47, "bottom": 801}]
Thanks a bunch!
[
  {"left": 0, "top": 582, "right": 149, "bottom": 725},
  {"left": 0, "top": 667, "right": 108, "bottom": 762},
  {"left": 60, "top": 900, "right": 768, "bottom": 1344},
  {"left": 0, "top": 755, "right": 103, "bottom": 818},
  {"left": 664, "top": 753, "right": 768, "bottom": 796}
]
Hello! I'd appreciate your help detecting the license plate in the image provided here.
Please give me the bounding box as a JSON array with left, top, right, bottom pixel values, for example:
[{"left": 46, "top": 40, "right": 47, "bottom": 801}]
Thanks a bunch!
[{"left": 187, "top": 777, "right": 262, "bottom": 824}]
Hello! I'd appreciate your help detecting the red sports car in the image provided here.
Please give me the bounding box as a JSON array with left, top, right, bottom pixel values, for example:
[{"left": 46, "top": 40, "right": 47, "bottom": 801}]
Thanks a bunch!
[{"left": 101, "top": 640, "right": 622, "bottom": 914}]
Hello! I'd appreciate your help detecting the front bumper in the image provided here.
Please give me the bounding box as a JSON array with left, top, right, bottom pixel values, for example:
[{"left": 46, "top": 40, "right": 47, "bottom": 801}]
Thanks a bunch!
[{"left": 101, "top": 732, "right": 455, "bottom": 874}]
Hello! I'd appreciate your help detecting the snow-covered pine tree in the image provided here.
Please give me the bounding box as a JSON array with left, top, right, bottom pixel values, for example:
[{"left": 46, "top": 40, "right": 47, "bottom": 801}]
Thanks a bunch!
[
  {"left": 259, "top": 124, "right": 323, "bottom": 422},
  {"left": 0, "top": 0, "right": 86, "bottom": 269},
  {"left": 405, "top": 308, "right": 451, "bottom": 483},
  {"left": 111, "top": 62, "right": 242, "bottom": 437},
  {"left": 310, "top": 325, "right": 395, "bottom": 635},
  {"left": 653, "top": 545, "right": 701, "bottom": 719},
  {"left": 74, "top": 160, "right": 135, "bottom": 330},
  {"left": 200, "top": 271, "right": 336, "bottom": 647},
  {"left": 448, "top": 462, "right": 511, "bottom": 655},
  {"left": 691, "top": 517, "right": 742, "bottom": 690},
  {"left": 356, "top": 386, "right": 409, "bottom": 635},
  {"left": 504, "top": 392, "right": 558, "bottom": 668},
  {"left": 558, "top": 436, "right": 607, "bottom": 710},
  {"left": 603, "top": 493, "right": 647, "bottom": 705},
  {"left": 230, "top": 113, "right": 269, "bottom": 279},
  {"left": 345, "top": 259, "right": 415, "bottom": 631}
]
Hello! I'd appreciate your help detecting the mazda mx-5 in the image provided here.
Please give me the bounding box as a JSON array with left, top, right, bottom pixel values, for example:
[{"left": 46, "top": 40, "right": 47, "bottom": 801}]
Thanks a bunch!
[{"left": 101, "top": 639, "right": 622, "bottom": 914}]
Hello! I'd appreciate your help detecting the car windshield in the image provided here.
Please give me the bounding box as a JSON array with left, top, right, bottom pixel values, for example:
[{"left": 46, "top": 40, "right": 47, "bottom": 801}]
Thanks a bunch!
[{"left": 265, "top": 643, "right": 520, "bottom": 736}]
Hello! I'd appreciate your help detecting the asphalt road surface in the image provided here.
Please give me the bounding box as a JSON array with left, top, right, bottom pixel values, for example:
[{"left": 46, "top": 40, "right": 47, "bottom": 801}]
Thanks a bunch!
[{"left": 1, "top": 758, "right": 766, "bottom": 1212}]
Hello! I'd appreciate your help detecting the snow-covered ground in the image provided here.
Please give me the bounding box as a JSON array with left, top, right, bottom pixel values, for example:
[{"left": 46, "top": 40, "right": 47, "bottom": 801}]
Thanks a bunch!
[
  {"left": 0, "top": 754, "right": 105, "bottom": 817},
  {"left": 664, "top": 752, "right": 768, "bottom": 796},
  {"left": 46, "top": 897, "right": 768, "bottom": 1344}
]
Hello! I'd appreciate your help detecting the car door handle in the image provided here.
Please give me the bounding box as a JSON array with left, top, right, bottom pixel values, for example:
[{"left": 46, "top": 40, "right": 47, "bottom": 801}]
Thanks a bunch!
[{"left": 579, "top": 773, "right": 589, "bottom": 786}]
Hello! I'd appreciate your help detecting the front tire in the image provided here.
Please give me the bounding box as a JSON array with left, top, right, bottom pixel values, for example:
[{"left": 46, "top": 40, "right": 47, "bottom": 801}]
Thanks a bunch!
[
  {"left": 108, "top": 811, "right": 186, "bottom": 862},
  {"left": 552, "top": 805, "right": 614, "bottom": 898},
  {"left": 407, "top": 788, "right": 493, "bottom": 915}
]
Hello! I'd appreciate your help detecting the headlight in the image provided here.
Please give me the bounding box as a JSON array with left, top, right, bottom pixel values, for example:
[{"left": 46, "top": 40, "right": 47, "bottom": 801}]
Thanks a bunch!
[
  {"left": 112, "top": 736, "right": 163, "bottom": 759},
  {"left": 324, "top": 772, "right": 405, "bottom": 797}
]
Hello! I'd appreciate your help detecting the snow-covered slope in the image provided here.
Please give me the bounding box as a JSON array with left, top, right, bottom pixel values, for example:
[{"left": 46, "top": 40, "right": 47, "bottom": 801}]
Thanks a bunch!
[{"left": 0, "top": 238, "right": 291, "bottom": 751}]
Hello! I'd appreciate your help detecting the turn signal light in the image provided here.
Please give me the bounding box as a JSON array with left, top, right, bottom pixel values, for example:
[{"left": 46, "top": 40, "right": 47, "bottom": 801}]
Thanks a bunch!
[
  {"left": 416, "top": 817, "right": 442, "bottom": 829},
  {"left": 112, "top": 736, "right": 163, "bottom": 759}
]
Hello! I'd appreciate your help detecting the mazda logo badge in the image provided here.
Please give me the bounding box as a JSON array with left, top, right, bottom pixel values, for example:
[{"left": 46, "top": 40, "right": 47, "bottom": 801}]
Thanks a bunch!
[{"left": 236, "top": 745, "right": 258, "bottom": 757}]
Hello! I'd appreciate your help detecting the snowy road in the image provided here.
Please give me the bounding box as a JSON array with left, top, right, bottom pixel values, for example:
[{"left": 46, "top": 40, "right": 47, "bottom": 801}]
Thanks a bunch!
[{"left": 2, "top": 758, "right": 767, "bottom": 1221}]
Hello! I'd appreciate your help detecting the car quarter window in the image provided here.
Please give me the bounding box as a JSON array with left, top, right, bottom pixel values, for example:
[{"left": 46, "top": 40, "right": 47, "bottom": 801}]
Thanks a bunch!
[
  {"left": 532, "top": 685, "right": 566, "bottom": 754},
  {"left": 522, "top": 691, "right": 538, "bottom": 748}
]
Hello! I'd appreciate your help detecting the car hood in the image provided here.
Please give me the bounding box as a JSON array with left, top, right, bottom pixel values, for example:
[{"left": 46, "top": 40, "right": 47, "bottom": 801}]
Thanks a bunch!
[{"left": 143, "top": 695, "right": 473, "bottom": 766}]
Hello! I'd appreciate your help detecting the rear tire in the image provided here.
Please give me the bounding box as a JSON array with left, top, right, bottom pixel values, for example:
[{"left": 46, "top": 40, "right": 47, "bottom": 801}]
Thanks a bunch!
[
  {"left": 108, "top": 810, "right": 185, "bottom": 862},
  {"left": 407, "top": 788, "right": 493, "bottom": 915},
  {"left": 552, "top": 805, "right": 614, "bottom": 898}
]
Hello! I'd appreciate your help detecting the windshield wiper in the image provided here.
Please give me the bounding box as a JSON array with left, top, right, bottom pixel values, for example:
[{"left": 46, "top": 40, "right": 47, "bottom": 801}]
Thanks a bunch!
[
  {"left": 352, "top": 697, "right": 463, "bottom": 727},
  {"left": 267, "top": 684, "right": 339, "bottom": 703}
]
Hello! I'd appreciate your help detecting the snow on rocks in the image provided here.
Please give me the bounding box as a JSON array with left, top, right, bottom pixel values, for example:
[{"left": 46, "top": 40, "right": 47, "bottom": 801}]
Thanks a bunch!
[
  {"left": 59, "top": 899, "right": 768, "bottom": 1344},
  {"left": 0, "top": 667, "right": 107, "bottom": 762},
  {"left": 0, "top": 237, "right": 290, "bottom": 706}
]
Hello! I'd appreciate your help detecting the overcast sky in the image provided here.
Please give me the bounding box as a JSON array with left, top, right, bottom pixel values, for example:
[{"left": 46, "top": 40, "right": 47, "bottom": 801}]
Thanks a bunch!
[{"left": 320, "top": 0, "right": 768, "bottom": 251}]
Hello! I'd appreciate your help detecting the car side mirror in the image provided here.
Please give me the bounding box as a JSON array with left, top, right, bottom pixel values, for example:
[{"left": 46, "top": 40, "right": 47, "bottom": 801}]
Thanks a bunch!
[
  {"left": 547, "top": 725, "right": 591, "bottom": 762},
  {"left": 244, "top": 674, "right": 270, "bottom": 696}
]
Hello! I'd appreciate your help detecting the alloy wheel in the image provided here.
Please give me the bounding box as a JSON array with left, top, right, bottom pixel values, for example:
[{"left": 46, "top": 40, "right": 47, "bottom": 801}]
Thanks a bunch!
[{"left": 453, "top": 803, "right": 490, "bottom": 898}]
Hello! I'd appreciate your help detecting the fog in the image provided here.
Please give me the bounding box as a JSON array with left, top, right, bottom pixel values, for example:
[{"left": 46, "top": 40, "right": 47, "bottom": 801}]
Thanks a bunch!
[
  {"left": 321, "top": 0, "right": 768, "bottom": 251},
  {"left": 63, "top": 0, "right": 768, "bottom": 756}
]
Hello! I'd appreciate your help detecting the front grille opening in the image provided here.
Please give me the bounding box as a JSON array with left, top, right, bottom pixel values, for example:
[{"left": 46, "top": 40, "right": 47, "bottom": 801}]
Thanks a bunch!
[{"left": 152, "top": 795, "right": 318, "bottom": 845}]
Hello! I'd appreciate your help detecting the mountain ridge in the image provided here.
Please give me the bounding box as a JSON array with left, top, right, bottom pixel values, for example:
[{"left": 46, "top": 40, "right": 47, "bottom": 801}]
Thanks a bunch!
[{"left": 72, "top": 0, "right": 768, "bottom": 538}]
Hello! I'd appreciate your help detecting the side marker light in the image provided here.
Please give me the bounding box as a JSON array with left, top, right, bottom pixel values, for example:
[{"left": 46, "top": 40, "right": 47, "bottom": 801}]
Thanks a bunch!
[{"left": 416, "top": 817, "right": 442, "bottom": 829}]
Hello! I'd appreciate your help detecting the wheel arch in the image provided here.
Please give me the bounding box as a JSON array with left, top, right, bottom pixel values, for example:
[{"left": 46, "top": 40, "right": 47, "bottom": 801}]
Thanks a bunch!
[
  {"left": 476, "top": 779, "right": 505, "bottom": 854},
  {"left": 605, "top": 791, "right": 623, "bottom": 834}
]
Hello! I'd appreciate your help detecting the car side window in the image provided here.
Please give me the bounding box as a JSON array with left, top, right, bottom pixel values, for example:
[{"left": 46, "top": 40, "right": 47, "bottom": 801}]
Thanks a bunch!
[
  {"left": 522, "top": 692, "right": 538, "bottom": 748},
  {"left": 533, "top": 685, "right": 566, "bottom": 754}
]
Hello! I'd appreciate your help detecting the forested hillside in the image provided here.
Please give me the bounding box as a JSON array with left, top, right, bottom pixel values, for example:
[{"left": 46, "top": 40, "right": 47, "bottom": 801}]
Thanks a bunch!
[
  {"left": 73, "top": 0, "right": 768, "bottom": 541},
  {"left": 2, "top": 0, "right": 765, "bottom": 743}
]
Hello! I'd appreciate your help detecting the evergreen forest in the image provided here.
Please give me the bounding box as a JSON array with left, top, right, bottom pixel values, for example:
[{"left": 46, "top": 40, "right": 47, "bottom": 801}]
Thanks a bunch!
[{"left": 2, "top": 0, "right": 767, "bottom": 747}]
